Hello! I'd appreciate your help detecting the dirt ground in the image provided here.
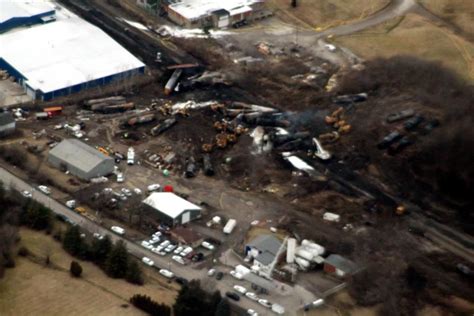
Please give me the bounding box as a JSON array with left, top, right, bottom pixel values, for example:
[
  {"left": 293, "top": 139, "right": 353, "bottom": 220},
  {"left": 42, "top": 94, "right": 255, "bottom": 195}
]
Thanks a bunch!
[
  {"left": 266, "top": 0, "right": 389, "bottom": 29},
  {"left": 419, "top": 0, "right": 474, "bottom": 40},
  {"left": 333, "top": 13, "right": 474, "bottom": 82},
  {"left": 0, "top": 228, "right": 178, "bottom": 316}
]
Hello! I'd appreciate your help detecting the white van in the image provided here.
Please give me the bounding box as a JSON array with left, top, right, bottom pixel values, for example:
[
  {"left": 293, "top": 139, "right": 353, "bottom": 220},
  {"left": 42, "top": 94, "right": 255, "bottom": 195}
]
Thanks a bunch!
[{"left": 111, "top": 226, "right": 125, "bottom": 235}]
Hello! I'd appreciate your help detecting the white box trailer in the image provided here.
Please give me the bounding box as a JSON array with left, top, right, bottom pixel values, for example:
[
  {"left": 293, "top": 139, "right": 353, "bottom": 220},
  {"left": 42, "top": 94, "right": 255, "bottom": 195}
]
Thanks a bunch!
[{"left": 223, "top": 219, "right": 237, "bottom": 234}]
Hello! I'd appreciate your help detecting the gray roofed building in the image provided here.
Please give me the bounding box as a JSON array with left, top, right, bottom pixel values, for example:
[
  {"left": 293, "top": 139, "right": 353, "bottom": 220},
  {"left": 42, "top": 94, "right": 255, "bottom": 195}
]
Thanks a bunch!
[
  {"left": 48, "top": 139, "right": 114, "bottom": 180},
  {"left": 0, "top": 112, "right": 15, "bottom": 137},
  {"left": 246, "top": 234, "right": 284, "bottom": 279},
  {"left": 248, "top": 234, "right": 282, "bottom": 255}
]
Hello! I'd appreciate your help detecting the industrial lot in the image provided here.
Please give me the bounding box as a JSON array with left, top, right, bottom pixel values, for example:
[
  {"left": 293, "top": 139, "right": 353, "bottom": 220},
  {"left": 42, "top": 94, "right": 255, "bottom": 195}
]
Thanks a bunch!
[{"left": 0, "top": 0, "right": 473, "bottom": 316}]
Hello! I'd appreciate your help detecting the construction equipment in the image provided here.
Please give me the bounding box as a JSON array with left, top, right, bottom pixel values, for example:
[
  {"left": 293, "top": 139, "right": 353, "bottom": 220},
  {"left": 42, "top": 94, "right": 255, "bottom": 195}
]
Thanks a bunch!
[
  {"left": 395, "top": 205, "right": 406, "bottom": 216},
  {"left": 74, "top": 207, "right": 86, "bottom": 214}
]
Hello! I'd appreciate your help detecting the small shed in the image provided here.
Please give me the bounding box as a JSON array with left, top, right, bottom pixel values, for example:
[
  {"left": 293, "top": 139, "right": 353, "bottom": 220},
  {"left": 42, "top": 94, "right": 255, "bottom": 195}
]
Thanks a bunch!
[
  {"left": 142, "top": 192, "right": 202, "bottom": 227},
  {"left": 324, "top": 254, "right": 358, "bottom": 278},
  {"left": 0, "top": 113, "right": 15, "bottom": 137}
]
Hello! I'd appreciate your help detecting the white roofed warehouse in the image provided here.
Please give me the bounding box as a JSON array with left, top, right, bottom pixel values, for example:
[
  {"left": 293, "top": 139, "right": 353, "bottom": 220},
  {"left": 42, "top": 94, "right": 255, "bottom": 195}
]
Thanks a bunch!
[
  {"left": 142, "top": 192, "right": 202, "bottom": 227},
  {"left": 165, "top": 0, "right": 267, "bottom": 29},
  {"left": 48, "top": 139, "right": 115, "bottom": 180},
  {"left": 0, "top": 2, "right": 145, "bottom": 101}
]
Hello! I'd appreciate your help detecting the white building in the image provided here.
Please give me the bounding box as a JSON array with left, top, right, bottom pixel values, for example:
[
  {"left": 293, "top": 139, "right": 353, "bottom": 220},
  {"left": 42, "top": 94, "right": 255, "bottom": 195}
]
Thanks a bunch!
[
  {"left": 245, "top": 234, "right": 284, "bottom": 278},
  {"left": 142, "top": 192, "right": 202, "bottom": 227},
  {"left": 0, "top": 2, "right": 145, "bottom": 101}
]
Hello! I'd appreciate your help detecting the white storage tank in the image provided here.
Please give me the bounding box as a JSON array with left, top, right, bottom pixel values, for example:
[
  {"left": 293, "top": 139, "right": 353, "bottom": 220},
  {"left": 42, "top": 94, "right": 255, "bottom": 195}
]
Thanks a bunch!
[
  {"left": 295, "top": 257, "right": 310, "bottom": 270},
  {"left": 302, "top": 240, "right": 326, "bottom": 256},
  {"left": 286, "top": 238, "right": 297, "bottom": 263},
  {"left": 296, "top": 248, "right": 314, "bottom": 261}
]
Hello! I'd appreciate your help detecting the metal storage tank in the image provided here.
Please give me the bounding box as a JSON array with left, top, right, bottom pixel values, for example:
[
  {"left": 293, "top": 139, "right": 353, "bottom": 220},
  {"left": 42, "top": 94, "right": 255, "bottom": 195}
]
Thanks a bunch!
[{"left": 286, "top": 238, "right": 296, "bottom": 263}]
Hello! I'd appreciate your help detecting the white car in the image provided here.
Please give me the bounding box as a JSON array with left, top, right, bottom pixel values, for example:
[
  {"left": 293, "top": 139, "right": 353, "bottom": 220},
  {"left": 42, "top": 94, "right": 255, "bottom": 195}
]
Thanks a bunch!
[
  {"left": 141, "top": 241, "right": 152, "bottom": 249},
  {"left": 201, "top": 241, "right": 215, "bottom": 251},
  {"left": 159, "top": 269, "right": 174, "bottom": 279},
  {"left": 152, "top": 231, "right": 162, "bottom": 238},
  {"left": 133, "top": 188, "right": 142, "bottom": 195},
  {"left": 93, "top": 233, "right": 104, "bottom": 240},
  {"left": 150, "top": 238, "right": 161, "bottom": 245},
  {"left": 111, "top": 226, "right": 125, "bottom": 235},
  {"left": 180, "top": 246, "right": 193, "bottom": 257},
  {"left": 38, "top": 185, "right": 51, "bottom": 195},
  {"left": 142, "top": 257, "right": 154, "bottom": 266},
  {"left": 147, "top": 184, "right": 160, "bottom": 192},
  {"left": 258, "top": 299, "right": 272, "bottom": 308},
  {"left": 172, "top": 255, "right": 185, "bottom": 265},
  {"left": 230, "top": 270, "right": 243, "bottom": 280},
  {"left": 116, "top": 173, "right": 124, "bottom": 183},
  {"left": 233, "top": 285, "right": 247, "bottom": 294},
  {"left": 165, "top": 244, "right": 177, "bottom": 253},
  {"left": 174, "top": 246, "right": 184, "bottom": 255},
  {"left": 245, "top": 292, "right": 258, "bottom": 301},
  {"left": 121, "top": 188, "right": 132, "bottom": 196},
  {"left": 324, "top": 44, "right": 336, "bottom": 52},
  {"left": 160, "top": 240, "right": 170, "bottom": 248},
  {"left": 247, "top": 309, "right": 258, "bottom": 316},
  {"left": 22, "top": 190, "right": 32, "bottom": 198},
  {"left": 65, "top": 200, "right": 76, "bottom": 208},
  {"left": 207, "top": 268, "right": 216, "bottom": 277}
]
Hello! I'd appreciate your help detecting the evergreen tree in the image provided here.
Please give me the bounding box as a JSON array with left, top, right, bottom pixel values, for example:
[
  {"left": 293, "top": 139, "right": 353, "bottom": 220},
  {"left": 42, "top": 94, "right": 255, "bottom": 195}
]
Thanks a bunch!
[
  {"left": 90, "top": 235, "right": 112, "bottom": 266},
  {"left": 105, "top": 240, "right": 128, "bottom": 278},
  {"left": 214, "top": 298, "right": 230, "bottom": 316},
  {"left": 130, "top": 294, "right": 171, "bottom": 316},
  {"left": 126, "top": 260, "right": 144, "bottom": 285},
  {"left": 174, "top": 280, "right": 211, "bottom": 316},
  {"left": 70, "top": 260, "right": 83, "bottom": 277},
  {"left": 63, "top": 225, "right": 85, "bottom": 257}
]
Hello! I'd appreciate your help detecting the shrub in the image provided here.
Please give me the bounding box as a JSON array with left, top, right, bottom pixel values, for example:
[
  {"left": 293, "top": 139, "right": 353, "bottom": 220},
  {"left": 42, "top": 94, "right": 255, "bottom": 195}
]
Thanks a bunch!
[
  {"left": 18, "top": 246, "right": 30, "bottom": 257},
  {"left": 130, "top": 294, "right": 171, "bottom": 316},
  {"left": 70, "top": 260, "right": 83, "bottom": 278}
]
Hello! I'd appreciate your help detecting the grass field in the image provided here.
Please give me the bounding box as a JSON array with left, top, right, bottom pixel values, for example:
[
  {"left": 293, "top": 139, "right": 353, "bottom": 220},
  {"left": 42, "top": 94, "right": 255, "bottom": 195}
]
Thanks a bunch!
[
  {"left": 266, "top": 0, "right": 389, "bottom": 29},
  {"left": 419, "top": 0, "right": 474, "bottom": 39},
  {"left": 0, "top": 228, "right": 178, "bottom": 316},
  {"left": 334, "top": 13, "right": 474, "bottom": 82}
]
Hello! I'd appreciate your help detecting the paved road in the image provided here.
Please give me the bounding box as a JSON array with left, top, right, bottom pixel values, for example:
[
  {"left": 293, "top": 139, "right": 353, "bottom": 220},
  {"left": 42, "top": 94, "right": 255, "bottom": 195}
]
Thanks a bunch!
[
  {"left": 0, "top": 166, "right": 284, "bottom": 315},
  {"left": 317, "top": 0, "right": 417, "bottom": 38}
]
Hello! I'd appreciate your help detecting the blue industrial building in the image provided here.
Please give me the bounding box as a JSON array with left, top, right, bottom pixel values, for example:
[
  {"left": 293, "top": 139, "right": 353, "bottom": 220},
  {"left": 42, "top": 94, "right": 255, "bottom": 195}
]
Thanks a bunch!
[
  {"left": 0, "top": 2, "right": 56, "bottom": 33},
  {"left": 0, "top": 2, "right": 146, "bottom": 102}
]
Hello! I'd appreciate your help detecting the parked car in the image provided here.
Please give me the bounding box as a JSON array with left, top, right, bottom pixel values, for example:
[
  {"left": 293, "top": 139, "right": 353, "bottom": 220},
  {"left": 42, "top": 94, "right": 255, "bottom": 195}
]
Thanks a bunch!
[
  {"left": 386, "top": 109, "right": 415, "bottom": 123},
  {"left": 172, "top": 255, "right": 185, "bottom": 265},
  {"left": 65, "top": 200, "right": 76, "bottom": 208},
  {"left": 247, "top": 309, "right": 258, "bottom": 316},
  {"left": 207, "top": 268, "right": 216, "bottom": 277},
  {"left": 230, "top": 270, "right": 243, "bottom": 280},
  {"left": 93, "top": 233, "right": 104, "bottom": 240},
  {"left": 38, "top": 185, "right": 51, "bottom": 195},
  {"left": 258, "top": 299, "right": 272, "bottom": 308},
  {"left": 216, "top": 271, "right": 224, "bottom": 280},
  {"left": 180, "top": 246, "right": 193, "bottom": 257},
  {"left": 159, "top": 269, "right": 174, "bottom": 279},
  {"left": 245, "top": 292, "right": 258, "bottom": 301},
  {"left": 165, "top": 244, "right": 177, "bottom": 253},
  {"left": 111, "top": 226, "right": 125, "bottom": 235},
  {"left": 201, "top": 241, "right": 215, "bottom": 251},
  {"left": 324, "top": 44, "right": 336, "bottom": 52},
  {"left": 147, "top": 184, "right": 160, "bottom": 192},
  {"left": 377, "top": 131, "right": 403, "bottom": 149},
  {"left": 141, "top": 241, "right": 153, "bottom": 250},
  {"left": 142, "top": 257, "right": 154, "bottom": 266},
  {"left": 121, "top": 188, "right": 132, "bottom": 196},
  {"left": 387, "top": 137, "right": 414, "bottom": 155},
  {"left": 22, "top": 190, "right": 32, "bottom": 198},
  {"left": 116, "top": 173, "right": 124, "bottom": 183},
  {"left": 152, "top": 248, "right": 166, "bottom": 256},
  {"left": 160, "top": 240, "right": 171, "bottom": 248},
  {"left": 225, "top": 292, "right": 240, "bottom": 301},
  {"left": 133, "top": 188, "right": 142, "bottom": 195},
  {"left": 233, "top": 285, "right": 247, "bottom": 294},
  {"left": 174, "top": 246, "right": 184, "bottom": 255}
]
